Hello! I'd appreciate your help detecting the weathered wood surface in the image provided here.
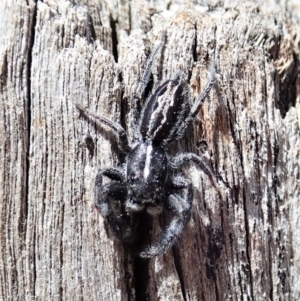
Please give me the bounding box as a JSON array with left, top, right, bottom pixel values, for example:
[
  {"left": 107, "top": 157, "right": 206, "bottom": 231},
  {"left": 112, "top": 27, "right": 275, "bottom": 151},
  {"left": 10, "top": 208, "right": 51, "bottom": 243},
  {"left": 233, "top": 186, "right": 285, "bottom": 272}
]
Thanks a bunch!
[{"left": 0, "top": 0, "right": 299, "bottom": 300}]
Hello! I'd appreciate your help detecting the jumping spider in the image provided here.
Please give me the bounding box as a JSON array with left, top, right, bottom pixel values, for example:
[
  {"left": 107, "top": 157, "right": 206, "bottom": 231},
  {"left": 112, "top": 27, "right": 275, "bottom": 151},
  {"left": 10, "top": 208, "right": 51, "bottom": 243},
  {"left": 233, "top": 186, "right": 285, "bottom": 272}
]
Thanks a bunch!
[{"left": 76, "top": 35, "right": 217, "bottom": 258}]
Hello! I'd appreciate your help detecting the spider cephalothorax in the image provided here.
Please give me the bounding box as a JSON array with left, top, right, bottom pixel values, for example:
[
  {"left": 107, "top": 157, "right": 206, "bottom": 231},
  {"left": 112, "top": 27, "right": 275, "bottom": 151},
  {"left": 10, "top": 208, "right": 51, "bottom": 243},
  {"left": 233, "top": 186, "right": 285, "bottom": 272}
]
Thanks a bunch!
[{"left": 76, "top": 34, "right": 217, "bottom": 258}]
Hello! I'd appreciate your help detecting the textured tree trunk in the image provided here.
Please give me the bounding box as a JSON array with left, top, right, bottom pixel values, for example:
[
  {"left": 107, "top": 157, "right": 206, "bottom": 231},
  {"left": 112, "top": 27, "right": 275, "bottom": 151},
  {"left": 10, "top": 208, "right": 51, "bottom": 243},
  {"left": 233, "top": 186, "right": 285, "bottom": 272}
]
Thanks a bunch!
[{"left": 1, "top": 0, "right": 299, "bottom": 300}]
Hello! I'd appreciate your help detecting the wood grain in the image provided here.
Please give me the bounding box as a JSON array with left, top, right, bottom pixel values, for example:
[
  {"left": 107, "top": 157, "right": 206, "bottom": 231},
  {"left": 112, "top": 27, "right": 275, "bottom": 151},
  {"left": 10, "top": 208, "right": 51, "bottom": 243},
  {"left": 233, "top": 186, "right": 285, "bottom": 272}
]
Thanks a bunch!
[{"left": 0, "top": 0, "right": 299, "bottom": 300}]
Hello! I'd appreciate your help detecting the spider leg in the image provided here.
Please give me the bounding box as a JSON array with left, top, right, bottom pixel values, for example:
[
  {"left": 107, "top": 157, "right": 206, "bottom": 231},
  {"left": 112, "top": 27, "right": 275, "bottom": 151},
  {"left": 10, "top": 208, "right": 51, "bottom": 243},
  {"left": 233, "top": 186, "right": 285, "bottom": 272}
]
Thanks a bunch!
[
  {"left": 95, "top": 168, "right": 136, "bottom": 243},
  {"left": 139, "top": 176, "right": 192, "bottom": 258},
  {"left": 189, "top": 67, "right": 216, "bottom": 120},
  {"left": 100, "top": 167, "right": 126, "bottom": 182},
  {"left": 135, "top": 32, "right": 166, "bottom": 99},
  {"left": 173, "top": 68, "right": 216, "bottom": 139},
  {"left": 95, "top": 168, "right": 126, "bottom": 215},
  {"left": 131, "top": 32, "right": 166, "bottom": 142},
  {"left": 171, "top": 153, "right": 219, "bottom": 189},
  {"left": 75, "top": 103, "right": 129, "bottom": 152}
]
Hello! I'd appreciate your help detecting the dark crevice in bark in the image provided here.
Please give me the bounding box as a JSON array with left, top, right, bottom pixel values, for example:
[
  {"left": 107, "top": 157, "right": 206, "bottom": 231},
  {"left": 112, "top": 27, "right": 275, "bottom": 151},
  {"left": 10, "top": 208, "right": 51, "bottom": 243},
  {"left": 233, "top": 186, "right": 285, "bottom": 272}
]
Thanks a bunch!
[
  {"left": 83, "top": 134, "right": 95, "bottom": 158},
  {"left": 119, "top": 74, "right": 128, "bottom": 162},
  {"left": 86, "top": 45, "right": 92, "bottom": 112},
  {"left": 268, "top": 226, "right": 274, "bottom": 300},
  {"left": 26, "top": 3, "right": 37, "bottom": 296},
  {"left": 206, "top": 227, "right": 225, "bottom": 268},
  {"left": 128, "top": 2, "right": 132, "bottom": 34},
  {"left": 242, "top": 186, "right": 255, "bottom": 301},
  {"left": 192, "top": 24, "right": 198, "bottom": 64},
  {"left": 84, "top": 13, "right": 96, "bottom": 44},
  {"left": 172, "top": 247, "right": 187, "bottom": 301},
  {"left": 205, "top": 226, "right": 225, "bottom": 301},
  {"left": 110, "top": 14, "right": 119, "bottom": 63},
  {"left": 131, "top": 213, "right": 152, "bottom": 301},
  {"left": 123, "top": 252, "right": 135, "bottom": 301},
  {"left": 133, "top": 257, "right": 150, "bottom": 301},
  {"left": 0, "top": 52, "right": 8, "bottom": 91},
  {"left": 59, "top": 203, "right": 65, "bottom": 301},
  {"left": 25, "top": 10, "right": 35, "bottom": 235},
  {"left": 277, "top": 54, "right": 299, "bottom": 118}
]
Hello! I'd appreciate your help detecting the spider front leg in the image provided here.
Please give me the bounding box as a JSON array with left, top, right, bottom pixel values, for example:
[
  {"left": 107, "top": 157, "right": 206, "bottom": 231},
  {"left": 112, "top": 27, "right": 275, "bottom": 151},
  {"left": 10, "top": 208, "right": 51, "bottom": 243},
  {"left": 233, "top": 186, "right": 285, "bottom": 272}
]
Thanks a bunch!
[
  {"left": 135, "top": 32, "right": 166, "bottom": 99},
  {"left": 172, "top": 68, "right": 216, "bottom": 140},
  {"left": 95, "top": 168, "right": 137, "bottom": 243},
  {"left": 140, "top": 177, "right": 193, "bottom": 258},
  {"left": 131, "top": 32, "right": 166, "bottom": 142},
  {"left": 75, "top": 103, "right": 129, "bottom": 152}
]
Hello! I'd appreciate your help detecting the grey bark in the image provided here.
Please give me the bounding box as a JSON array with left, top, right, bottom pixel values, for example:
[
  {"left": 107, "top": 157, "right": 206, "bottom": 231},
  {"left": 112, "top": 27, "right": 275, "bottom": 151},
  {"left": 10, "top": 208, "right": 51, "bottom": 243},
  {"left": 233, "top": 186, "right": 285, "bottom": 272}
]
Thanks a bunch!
[{"left": 0, "top": 0, "right": 299, "bottom": 300}]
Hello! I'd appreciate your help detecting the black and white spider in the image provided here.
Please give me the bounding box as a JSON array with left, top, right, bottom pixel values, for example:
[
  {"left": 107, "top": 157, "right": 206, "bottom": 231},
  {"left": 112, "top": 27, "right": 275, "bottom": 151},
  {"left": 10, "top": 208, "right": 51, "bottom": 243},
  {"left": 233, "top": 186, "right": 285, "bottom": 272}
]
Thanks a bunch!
[{"left": 76, "top": 35, "right": 217, "bottom": 258}]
